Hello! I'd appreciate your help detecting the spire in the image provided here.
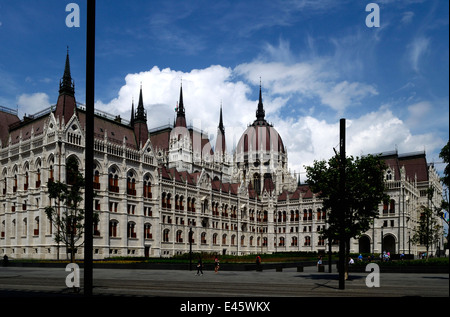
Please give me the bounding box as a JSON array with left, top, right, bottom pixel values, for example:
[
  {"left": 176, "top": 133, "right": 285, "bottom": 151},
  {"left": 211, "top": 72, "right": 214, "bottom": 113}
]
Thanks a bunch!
[
  {"left": 178, "top": 82, "right": 185, "bottom": 116},
  {"left": 175, "top": 82, "right": 187, "bottom": 128},
  {"left": 215, "top": 102, "right": 226, "bottom": 157},
  {"left": 133, "top": 85, "right": 149, "bottom": 148},
  {"left": 135, "top": 84, "right": 147, "bottom": 122},
  {"left": 130, "top": 97, "right": 135, "bottom": 126},
  {"left": 59, "top": 47, "right": 75, "bottom": 97},
  {"left": 55, "top": 48, "right": 76, "bottom": 125},
  {"left": 218, "top": 102, "right": 225, "bottom": 134},
  {"left": 255, "top": 80, "right": 265, "bottom": 122}
]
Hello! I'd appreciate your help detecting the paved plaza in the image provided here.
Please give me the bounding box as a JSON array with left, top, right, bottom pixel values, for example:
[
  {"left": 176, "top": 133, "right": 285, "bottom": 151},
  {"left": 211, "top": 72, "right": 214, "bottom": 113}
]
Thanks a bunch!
[{"left": 0, "top": 265, "right": 448, "bottom": 298}]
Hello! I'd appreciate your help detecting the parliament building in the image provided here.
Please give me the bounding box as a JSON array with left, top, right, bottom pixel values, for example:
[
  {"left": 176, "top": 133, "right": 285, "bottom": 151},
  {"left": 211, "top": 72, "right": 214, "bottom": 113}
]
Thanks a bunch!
[{"left": 0, "top": 53, "right": 445, "bottom": 260}]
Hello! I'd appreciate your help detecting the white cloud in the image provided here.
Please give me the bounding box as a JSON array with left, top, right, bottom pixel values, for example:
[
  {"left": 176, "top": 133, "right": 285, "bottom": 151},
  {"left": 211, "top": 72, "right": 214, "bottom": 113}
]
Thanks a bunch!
[
  {"left": 96, "top": 62, "right": 442, "bottom": 180},
  {"left": 17, "top": 92, "right": 50, "bottom": 117},
  {"left": 408, "top": 37, "right": 430, "bottom": 73}
]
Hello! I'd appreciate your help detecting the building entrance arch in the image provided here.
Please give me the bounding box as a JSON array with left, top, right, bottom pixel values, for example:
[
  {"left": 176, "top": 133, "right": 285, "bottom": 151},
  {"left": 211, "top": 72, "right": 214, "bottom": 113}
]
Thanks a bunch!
[
  {"left": 383, "top": 234, "right": 396, "bottom": 254},
  {"left": 358, "top": 235, "right": 371, "bottom": 253}
]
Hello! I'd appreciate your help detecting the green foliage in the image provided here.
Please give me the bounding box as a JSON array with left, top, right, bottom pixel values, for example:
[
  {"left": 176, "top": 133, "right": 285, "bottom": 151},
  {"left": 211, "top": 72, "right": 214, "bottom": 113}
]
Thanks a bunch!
[
  {"left": 45, "top": 156, "right": 98, "bottom": 262},
  {"left": 306, "top": 153, "right": 388, "bottom": 241}
]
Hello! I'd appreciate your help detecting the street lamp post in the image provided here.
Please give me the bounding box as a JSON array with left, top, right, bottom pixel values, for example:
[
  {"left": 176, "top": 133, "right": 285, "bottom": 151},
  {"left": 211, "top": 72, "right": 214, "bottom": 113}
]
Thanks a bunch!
[{"left": 189, "top": 225, "right": 193, "bottom": 271}]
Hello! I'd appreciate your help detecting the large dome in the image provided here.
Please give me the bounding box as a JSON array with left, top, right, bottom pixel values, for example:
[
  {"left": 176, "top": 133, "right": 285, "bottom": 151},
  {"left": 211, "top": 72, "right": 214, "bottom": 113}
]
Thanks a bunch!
[
  {"left": 236, "top": 86, "right": 285, "bottom": 158},
  {"left": 236, "top": 122, "right": 285, "bottom": 156}
]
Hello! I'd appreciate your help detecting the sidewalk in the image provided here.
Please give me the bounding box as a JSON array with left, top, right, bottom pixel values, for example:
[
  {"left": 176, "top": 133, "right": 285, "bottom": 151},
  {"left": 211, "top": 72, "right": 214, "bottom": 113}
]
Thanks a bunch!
[{"left": 0, "top": 265, "right": 448, "bottom": 298}]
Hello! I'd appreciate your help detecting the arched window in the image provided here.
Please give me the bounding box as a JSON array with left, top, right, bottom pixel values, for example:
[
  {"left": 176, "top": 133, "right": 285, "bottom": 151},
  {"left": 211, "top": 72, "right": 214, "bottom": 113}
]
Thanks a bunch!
[
  {"left": 304, "top": 236, "right": 311, "bottom": 246},
  {"left": 144, "top": 223, "right": 152, "bottom": 239},
  {"left": 201, "top": 232, "right": 207, "bottom": 244},
  {"left": 291, "top": 236, "right": 298, "bottom": 246},
  {"left": 108, "top": 166, "right": 119, "bottom": 193},
  {"left": 163, "top": 229, "right": 170, "bottom": 242},
  {"left": 36, "top": 159, "right": 42, "bottom": 188},
  {"left": 66, "top": 156, "right": 80, "bottom": 186},
  {"left": 389, "top": 199, "right": 395, "bottom": 213},
  {"left": 127, "top": 171, "right": 136, "bottom": 196},
  {"left": 143, "top": 174, "right": 152, "bottom": 198},
  {"left": 24, "top": 163, "right": 29, "bottom": 190},
  {"left": 127, "top": 222, "right": 136, "bottom": 238},
  {"left": 93, "top": 163, "right": 101, "bottom": 190},
  {"left": 48, "top": 156, "right": 54, "bottom": 183},
  {"left": 109, "top": 220, "right": 118, "bottom": 237},
  {"left": 162, "top": 192, "right": 167, "bottom": 208}
]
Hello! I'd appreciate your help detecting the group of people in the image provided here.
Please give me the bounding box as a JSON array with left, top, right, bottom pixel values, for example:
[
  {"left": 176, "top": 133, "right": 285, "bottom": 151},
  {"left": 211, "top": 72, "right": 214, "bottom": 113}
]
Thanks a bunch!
[
  {"left": 196, "top": 255, "right": 264, "bottom": 275},
  {"left": 195, "top": 256, "right": 221, "bottom": 275}
]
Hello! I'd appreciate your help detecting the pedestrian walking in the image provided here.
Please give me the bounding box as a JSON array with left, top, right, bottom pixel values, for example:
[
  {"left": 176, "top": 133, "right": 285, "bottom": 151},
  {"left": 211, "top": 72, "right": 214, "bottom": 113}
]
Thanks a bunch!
[
  {"left": 196, "top": 258, "right": 203, "bottom": 276},
  {"left": 214, "top": 256, "right": 220, "bottom": 273}
]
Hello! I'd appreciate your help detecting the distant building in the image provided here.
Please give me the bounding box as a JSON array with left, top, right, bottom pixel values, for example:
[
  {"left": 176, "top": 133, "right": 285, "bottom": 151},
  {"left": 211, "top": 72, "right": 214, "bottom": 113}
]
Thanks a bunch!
[{"left": 0, "top": 53, "right": 444, "bottom": 259}]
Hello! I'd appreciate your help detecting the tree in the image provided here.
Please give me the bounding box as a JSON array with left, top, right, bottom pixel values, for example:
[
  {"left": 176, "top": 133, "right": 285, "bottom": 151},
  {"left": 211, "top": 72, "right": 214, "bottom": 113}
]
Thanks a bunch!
[
  {"left": 306, "top": 154, "right": 388, "bottom": 279},
  {"left": 438, "top": 140, "right": 449, "bottom": 225},
  {"left": 45, "top": 156, "right": 94, "bottom": 262},
  {"left": 411, "top": 186, "right": 444, "bottom": 258}
]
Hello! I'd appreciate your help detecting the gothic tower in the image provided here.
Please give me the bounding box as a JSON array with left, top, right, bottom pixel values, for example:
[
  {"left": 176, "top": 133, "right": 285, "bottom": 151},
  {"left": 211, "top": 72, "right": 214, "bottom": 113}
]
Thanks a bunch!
[
  {"left": 133, "top": 86, "right": 149, "bottom": 147},
  {"left": 54, "top": 49, "right": 76, "bottom": 125}
]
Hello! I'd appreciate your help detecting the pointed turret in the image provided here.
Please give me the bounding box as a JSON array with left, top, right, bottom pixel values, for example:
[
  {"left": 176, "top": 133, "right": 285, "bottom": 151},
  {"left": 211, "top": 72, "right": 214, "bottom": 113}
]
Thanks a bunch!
[
  {"left": 130, "top": 98, "right": 135, "bottom": 126},
  {"left": 175, "top": 83, "right": 187, "bottom": 128},
  {"left": 255, "top": 82, "right": 265, "bottom": 123},
  {"left": 59, "top": 48, "right": 75, "bottom": 97},
  {"left": 54, "top": 48, "right": 76, "bottom": 125},
  {"left": 215, "top": 103, "right": 226, "bottom": 157},
  {"left": 133, "top": 85, "right": 149, "bottom": 147},
  {"left": 135, "top": 85, "right": 147, "bottom": 123}
]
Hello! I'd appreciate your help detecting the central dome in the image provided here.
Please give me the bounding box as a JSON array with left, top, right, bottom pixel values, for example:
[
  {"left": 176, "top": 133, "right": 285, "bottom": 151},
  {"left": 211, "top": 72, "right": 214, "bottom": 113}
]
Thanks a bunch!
[
  {"left": 236, "top": 122, "right": 285, "bottom": 156},
  {"left": 236, "top": 86, "right": 285, "bottom": 158}
]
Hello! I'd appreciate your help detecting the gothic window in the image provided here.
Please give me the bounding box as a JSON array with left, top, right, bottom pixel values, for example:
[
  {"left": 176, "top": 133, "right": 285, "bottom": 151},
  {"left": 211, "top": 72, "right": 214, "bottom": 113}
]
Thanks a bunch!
[
  {"left": 2, "top": 169, "right": 7, "bottom": 195},
  {"left": 304, "top": 236, "right": 311, "bottom": 246},
  {"left": 389, "top": 199, "right": 395, "bottom": 213},
  {"left": 93, "top": 163, "right": 100, "bottom": 190},
  {"left": 109, "top": 220, "right": 118, "bottom": 237},
  {"left": 66, "top": 156, "right": 80, "bottom": 186},
  {"left": 143, "top": 174, "right": 152, "bottom": 198},
  {"left": 163, "top": 229, "right": 170, "bottom": 242},
  {"left": 127, "top": 170, "right": 136, "bottom": 196},
  {"left": 291, "top": 236, "right": 298, "bottom": 246},
  {"left": 36, "top": 159, "right": 41, "bottom": 188},
  {"left": 144, "top": 223, "right": 152, "bottom": 239},
  {"left": 201, "top": 232, "right": 207, "bottom": 244},
  {"left": 127, "top": 221, "right": 136, "bottom": 238},
  {"left": 176, "top": 230, "right": 183, "bottom": 243},
  {"left": 34, "top": 217, "right": 39, "bottom": 236},
  {"left": 48, "top": 156, "right": 55, "bottom": 182},
  {"left": 386, "top": 170, "right": 392, "bottom": 181},
  {"left": 108, "top": 166, "right": 119, "bottom": 193},
  {"left": 24, "top": 163, "right": 29, "bottom": 190}
]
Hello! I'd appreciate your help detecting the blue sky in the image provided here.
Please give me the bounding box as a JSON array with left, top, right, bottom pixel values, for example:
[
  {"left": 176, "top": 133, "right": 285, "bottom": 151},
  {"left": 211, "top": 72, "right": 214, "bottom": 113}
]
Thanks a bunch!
[{"left": 0, "top": 0, "right": 448, "bottom": 177}]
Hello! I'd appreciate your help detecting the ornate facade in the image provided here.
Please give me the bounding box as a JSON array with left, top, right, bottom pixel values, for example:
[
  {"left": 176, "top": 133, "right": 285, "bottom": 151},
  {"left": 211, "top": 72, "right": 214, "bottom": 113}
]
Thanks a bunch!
[{"left": 0, "top": 53, "right": 444, "bottom": 260}]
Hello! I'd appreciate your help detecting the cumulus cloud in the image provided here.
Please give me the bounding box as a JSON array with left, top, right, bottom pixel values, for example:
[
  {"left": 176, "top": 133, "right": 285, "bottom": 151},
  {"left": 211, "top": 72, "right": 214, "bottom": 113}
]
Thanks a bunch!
[
  {"left": 17, "top": 92, "right": 51, "bottom": 117},
  {"left": 95, "top": 62, "right": 442, "bottom": 179}
]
